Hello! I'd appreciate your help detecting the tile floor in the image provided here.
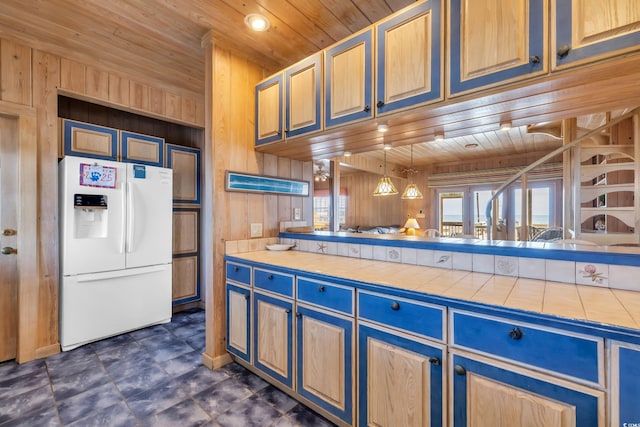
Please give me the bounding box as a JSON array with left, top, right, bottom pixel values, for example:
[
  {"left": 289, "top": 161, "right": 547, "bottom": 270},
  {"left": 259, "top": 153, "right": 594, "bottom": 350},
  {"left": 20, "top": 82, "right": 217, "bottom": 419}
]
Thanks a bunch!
[{"left": 0, "top": 308, "right": 335, "bottom": 427}]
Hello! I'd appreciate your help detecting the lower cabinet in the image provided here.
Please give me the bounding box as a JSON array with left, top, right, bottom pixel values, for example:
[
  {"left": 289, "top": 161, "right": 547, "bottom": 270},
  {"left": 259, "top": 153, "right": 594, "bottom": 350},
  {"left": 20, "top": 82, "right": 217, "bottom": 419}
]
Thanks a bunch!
[
  {"left": 358, "top": 322, "right": 444, "bottom": 427},
  {"left": 253, "top": 290, "right": 294, "bottom": 388},
  {"left": 451, "top": 351, "right": 605, "bottom": 427},
  {"left": 296, "top": 304, "right": 353, "bottom": 424},
  {"left": 225, "top": 282, "right": 251, "bottom": 363},
  {"left": 611, "top": 341, "right": 640, "bottom": 427}
]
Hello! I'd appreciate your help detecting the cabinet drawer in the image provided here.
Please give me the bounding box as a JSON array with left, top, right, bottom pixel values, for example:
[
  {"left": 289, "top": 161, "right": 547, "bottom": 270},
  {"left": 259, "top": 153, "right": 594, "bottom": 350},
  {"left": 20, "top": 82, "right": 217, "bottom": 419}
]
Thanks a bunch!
[
  {"left": 297, "top": 277, "right": 354, "bottom": 315},
  {"left": 254, "top": 268, "right": 294, "bottom": 298},
  {"left": 451, "top": 310, "right": 603, "bottom": 384},
  {"left": 358, "top": 291, "right": 444, "bottom": 341},
  {"left": 226, "top": 262, "right": 251, "bottom": 285}
]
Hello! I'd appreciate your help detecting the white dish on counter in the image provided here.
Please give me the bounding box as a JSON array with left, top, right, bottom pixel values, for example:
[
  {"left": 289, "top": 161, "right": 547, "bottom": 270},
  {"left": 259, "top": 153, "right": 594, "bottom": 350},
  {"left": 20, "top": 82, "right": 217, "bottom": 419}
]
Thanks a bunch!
[{"left": 265, "top": 243, "right": 295, "bottom": 251}]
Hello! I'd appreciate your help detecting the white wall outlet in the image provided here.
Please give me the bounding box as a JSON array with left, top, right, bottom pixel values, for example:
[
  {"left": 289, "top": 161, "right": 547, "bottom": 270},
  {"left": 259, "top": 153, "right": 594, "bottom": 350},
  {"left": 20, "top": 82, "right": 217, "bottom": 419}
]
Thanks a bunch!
[
  {"left": 416, "top": 209, "right": 426, "bottom": 219},
  {"left": 293, "top": 208, "right": 301, "bottom": 220},
  {"left": 250, "top": 223, "right": 263, "bottom": 238}
]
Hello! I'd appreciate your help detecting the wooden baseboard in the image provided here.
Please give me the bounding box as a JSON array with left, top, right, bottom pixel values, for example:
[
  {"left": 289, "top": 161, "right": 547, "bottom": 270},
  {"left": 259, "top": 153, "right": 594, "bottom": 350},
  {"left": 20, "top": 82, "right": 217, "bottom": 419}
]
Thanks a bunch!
[
  {"left": 202, "top": 352, "right": 232, "bottom": 370},
  {"left": 34, "top": 343, "right": 61, "bottom": 360}
]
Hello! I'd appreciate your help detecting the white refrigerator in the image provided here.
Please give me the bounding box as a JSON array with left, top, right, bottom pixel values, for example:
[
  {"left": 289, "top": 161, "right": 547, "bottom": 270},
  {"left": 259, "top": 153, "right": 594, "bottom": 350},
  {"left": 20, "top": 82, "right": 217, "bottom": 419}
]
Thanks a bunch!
[{"left": 59, "top": 155, "right": 173, "bottom": 351}]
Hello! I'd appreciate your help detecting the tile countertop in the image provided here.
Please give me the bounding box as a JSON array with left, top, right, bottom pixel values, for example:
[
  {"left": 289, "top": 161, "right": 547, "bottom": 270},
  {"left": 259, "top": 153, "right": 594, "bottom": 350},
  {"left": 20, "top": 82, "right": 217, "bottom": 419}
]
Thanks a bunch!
[{"left": 228, "top": 250, "right": 640, "bottom": 333}]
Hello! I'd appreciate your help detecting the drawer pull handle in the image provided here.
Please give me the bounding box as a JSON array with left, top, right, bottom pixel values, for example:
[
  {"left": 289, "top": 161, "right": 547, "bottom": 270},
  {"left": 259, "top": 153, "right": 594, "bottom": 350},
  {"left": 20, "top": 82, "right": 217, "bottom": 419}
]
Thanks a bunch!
[
  {"left": 318, "top": 285, "right": 325, "bottom": 292},
  {"left": 508, "top": 327, "right": 523, "bottom": 340},
  {"left": 268, "top": 274, "right": 274, "bottom": 280},
  {"left": 390, "top": 301, "right": 400, "bottom": 311},
  {"left": 454, "top": 365, "right": 466, "bottom": 376},
  {"left": 429, "top": 357, "right": 441, "bottom": 366},
  {"left": 233, "top": 266, "right": 239, "bottom": 272}
]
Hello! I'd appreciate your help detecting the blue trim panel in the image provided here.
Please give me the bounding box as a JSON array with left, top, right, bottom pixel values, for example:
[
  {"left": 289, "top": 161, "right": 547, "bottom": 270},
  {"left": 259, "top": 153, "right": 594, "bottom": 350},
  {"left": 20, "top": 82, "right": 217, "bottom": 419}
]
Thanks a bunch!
[
  {"left": 296, "top": 306, "right": 353, "bottom": 424},
  {"left": 376, "top": 0, "right": 442, "bottom": 114},
  {"left": 359, "top": 291, "right": 444, "bottom": 340},
  {"left": 619, "top": 346, "right": 640, "bottom": 426},
  {"left": 449, "top": 0, "right": 545, "bottom": 94},
  {"left": 285, "top": 53, "right": 322, "bottom": 138},
  {"left": 120, "top": 131, "right": 163, "bottom": 166},
  {"left": 224, "top": 254, "right": 640, "bottom": 345},
  {"left": 453, "top": 311, "right": 600, "bottom": 382},
  {"left": 297, "top": 277, "right": 354, "bottom": 315},
  {"left": 452, "top": 354, "right": 599, "bottom": 427},
  {"left": 226, "top": 171, "right": 309, "bottom": 196},
  {"left": 279, "top": 232, "right": 640, "bottom": 267},
  {"left": 254, "top": 268, "right": 294, "bottom": 298},
  {"left": 226, "top": 262, "right": 251, "bottom": 286},
  {"left": 63, "top": 119, "right": 118, "bottom": 161},
  {"left": 166, "top": 145, "right": 201, "bottom": 204},
  {"left": 358, "top": 324, "right": 443, "bottom": 427},
  {"left": 255, "top": 74, "right": 283, "bottom": 146},
  {"left": 253, "top": 292, "right": 293, "bottom": 387},
  {"left": 225, "top": 282, "right": 251, "bottom": 362},
  {"left": 555, "top": 0, "right": 640, "bottom": 67},
  {"left": 324, "top": 30, "right": 373, "bottom": 127},
  {"left": 172, "top": 207, "right": 201, "bottom": 306}
]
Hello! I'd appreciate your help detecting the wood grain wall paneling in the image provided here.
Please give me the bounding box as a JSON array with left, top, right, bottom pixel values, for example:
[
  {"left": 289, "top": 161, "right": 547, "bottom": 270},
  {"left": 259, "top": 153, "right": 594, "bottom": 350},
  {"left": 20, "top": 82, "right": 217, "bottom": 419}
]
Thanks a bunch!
[
  {"left": 129, "top": 81, "right": 149, "bottom": 111},
  {"left": 341, "top": 172, "right": 406, "bottom": 227},
  {"left": 108, "top": 74, "right": 130, "bottom": 105},
  {"left": 59, "top": 58, "right": 85, "bottom": 94},
  {"left": 85, "top": 66, "right": 109, "bottom": 100},
  {"left": 0, "top": 39, "right": 32, "bottom": 106}
]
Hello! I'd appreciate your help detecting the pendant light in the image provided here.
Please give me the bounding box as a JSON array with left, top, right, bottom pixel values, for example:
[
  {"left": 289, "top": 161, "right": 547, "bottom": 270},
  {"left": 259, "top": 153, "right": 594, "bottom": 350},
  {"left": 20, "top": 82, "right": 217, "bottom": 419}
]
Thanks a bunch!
[
  {"left": 401, "top": 145, "right": 423, "bottom": 200},
  {"left": 373, "top": 149, "right": 398, "bottom": 196}
]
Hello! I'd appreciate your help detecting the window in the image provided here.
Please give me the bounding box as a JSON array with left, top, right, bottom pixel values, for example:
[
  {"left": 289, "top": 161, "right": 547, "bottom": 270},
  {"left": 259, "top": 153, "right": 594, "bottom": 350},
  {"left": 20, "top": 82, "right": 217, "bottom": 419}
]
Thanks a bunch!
[{"left": 439, "top": 192, "right": 464, "bottom": 237}]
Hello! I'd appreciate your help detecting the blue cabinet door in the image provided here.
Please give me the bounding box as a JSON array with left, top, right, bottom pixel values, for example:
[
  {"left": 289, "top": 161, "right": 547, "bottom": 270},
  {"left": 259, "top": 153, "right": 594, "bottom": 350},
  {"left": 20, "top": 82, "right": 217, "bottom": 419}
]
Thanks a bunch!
[
  {"left": 253, "top": 292, "right": 293, "bottom": 387},
  {"left": 448, "top": 0, "right": 546, "bottom": 95},
  {"left": 225, "top": 283, "right": 250, "bottom": 362},
  {"left": 324, "top": 29, "right": 373, "bottom": 128},
  {"left": 165, "top": 144, "right": 201, "bottom": 204},
  {"left": 451, "top": 353, "right": 601, "bottom": 427},
  {"left": 255, "top": 73, "right": 284, "bottom": 146},
  {"left": 285, "top": 53, "right": 322, "bottom": 138},
  {"left": 358, "top": 323, "right": 444, "bottom": 427},
  {"left": 553, "top": 1, "right": 640, "bottom": 69},
  {"left": 614, "top": 342, "right": 640, "bottom": 427},
  {"left": 121, "top": 131, "right": 164, "bottom": 166},
  {"left": 296, "top": 305, "right": 353, "bottom": 424},
  {"left": 376, "top": 0, "right": 443, "bottom": 114}
]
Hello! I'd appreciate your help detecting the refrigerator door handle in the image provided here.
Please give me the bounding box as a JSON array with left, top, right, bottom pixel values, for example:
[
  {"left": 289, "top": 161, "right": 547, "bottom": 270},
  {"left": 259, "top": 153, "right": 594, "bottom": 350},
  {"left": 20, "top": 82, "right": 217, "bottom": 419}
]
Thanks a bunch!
[
  {"left": 126, "top": 181, "right": 135, "bottom": 253},
  {"left": 120, "top": 182, "right": 126, "bottom": 254}
]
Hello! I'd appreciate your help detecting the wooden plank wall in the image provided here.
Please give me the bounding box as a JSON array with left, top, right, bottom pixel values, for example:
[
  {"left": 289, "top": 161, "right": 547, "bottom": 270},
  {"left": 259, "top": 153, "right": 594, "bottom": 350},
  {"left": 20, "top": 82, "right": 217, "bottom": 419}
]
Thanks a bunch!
[{"left": 341, "top": 172, "right": 408, "bottom": 228}]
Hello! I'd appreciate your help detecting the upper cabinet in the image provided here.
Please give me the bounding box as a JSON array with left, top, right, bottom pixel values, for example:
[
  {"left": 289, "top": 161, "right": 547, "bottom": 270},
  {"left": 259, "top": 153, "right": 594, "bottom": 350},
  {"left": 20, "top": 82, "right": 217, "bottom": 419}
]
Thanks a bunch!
[
  {"left": 255, "top": 74, "right": 283, "bottom": 146},
  {"left": 166, "top": 144, "right": 201, "bottom": 205},
  {"left": 285, "top": 53, "right": 323, "bottom": 138},
  {"left": 62, "top": 119, "right": 118, "bottom": 161},
  {"left": 553, "top": 0, "right": 640, "bottom": 70},
  {"left": 121, "top": 131, "right": 164, "bottom": 166},
  {"left": 324, "top": 29, "right": 374, "bottom": 128},
  {"left": 376, "top": 0, "right": 443, "bottom": 115},
  {"left": 448, "top": 0, "right": 548, "bottom": 96}
]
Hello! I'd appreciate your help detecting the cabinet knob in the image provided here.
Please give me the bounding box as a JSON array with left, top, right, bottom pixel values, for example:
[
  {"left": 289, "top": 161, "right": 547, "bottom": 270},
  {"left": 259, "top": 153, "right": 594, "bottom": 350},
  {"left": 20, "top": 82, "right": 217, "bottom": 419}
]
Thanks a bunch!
[
  {"left": 429, "top": 357, "right": 441, "bottom": 366},
  {"left": 318, "top": 285, "right": 325, "bottom": 292},
  {"left": 454, "top": 365, "right": 466, "bottom": 376},
  {"left": 376, "top": 100, "right": 385, "bottom": 109},
  {"left": 285, "top": 309, "right": 291, "bottom": 314},
  {"left": 529, "top": 55, "right": 540, "bottom": 64},
  {"left": 364, "top": 105, "right": 371, "bottom": 113},
  {"left": 557, "top": 45, "right": 571, "bottom": 58},
  {"left": 296, "top": 312, "right": 302, "bottom": 318},
  {"left": 508, "top": 327, "right": 523, "bottom": 340},
  {"left": 1, "top": 246, "right": 17, "bottom": 255},
  {"left": 390, "top": 301, "right": 400, "bottom": 311},
  {"left": 233, "top": 266, "right": 239, "bottom": 272},
  {"left": 268, "top": 274, "right": 274, "bottom": 280},
  {"left": 244, "top": 294, "right": 249, "bottom": 301},
  {"left": 2, "top": 229, "right": 16, "bottom": 236}
]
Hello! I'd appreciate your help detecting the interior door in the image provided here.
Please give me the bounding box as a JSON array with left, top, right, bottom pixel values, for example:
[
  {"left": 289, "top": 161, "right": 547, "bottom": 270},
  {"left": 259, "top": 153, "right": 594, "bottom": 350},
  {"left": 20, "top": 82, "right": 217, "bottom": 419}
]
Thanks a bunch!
[{"left": 0, "top": 114, "right": 18, "bottom": 362}]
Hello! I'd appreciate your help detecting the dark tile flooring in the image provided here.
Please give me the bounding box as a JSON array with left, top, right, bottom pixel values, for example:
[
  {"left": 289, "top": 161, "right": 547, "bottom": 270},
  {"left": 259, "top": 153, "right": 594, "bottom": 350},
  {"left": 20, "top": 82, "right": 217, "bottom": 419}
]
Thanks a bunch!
[{"left": 0, "top": 309, "right": 335, "bottom": 427}]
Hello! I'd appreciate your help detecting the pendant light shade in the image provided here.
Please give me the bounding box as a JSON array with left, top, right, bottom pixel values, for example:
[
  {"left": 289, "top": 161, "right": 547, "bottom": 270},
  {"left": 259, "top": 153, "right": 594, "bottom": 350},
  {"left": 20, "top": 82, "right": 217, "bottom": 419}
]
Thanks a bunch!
[
  {"left": 373, "top": 150, "right": 398, "bottom": 196},
  {"left": 401, "top": 145, "right": 423, "bottom": 200}
]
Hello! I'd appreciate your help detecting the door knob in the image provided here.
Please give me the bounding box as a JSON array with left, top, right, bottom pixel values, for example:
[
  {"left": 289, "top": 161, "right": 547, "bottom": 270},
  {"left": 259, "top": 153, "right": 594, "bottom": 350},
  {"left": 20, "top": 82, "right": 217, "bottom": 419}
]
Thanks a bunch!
[
  {"left": 2, "top": 229, "right": 16, "bottom": 236},
  {"left": 1, "top": 246, "right": 17, "bottom": 255}
]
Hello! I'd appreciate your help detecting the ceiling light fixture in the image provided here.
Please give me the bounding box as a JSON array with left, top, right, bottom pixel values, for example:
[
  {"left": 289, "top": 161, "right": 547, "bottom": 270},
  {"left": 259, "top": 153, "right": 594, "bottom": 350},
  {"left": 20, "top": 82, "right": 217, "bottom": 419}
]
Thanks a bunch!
[
  {"left": 373, "top": 149, "right": 398, "bottom": 196},
  {"left": 313, "top": 165, "right": 330, "bottom": 182},
  {"left": 244, "top": 13, "right": 271, "bottom": 32},
  {"left": 377, "top": 123, "right": 389, "bottom": 132},
  {"left": 464, "top": 142, "right": 479, "bottom": 149},
  {"left": 401, "top": 145, "right": 423, "bottom": 200},
  {"left": 434, "top": 132, "right": 445, "bottom": 142},
  {"left": 343, "top": 151, "right": 352, "bottom": 157},
  {"left": 383, "top": 143, "right": 392, "bottom": 150},
  {"left": 500, "top": 121, "right": 512, "bottom": 131}
]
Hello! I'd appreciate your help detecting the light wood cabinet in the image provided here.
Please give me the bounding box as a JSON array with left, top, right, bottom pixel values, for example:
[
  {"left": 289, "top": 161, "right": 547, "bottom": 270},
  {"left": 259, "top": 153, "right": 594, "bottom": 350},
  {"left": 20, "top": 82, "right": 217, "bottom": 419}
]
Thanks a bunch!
[
  {"left": 358, "top": 323, "right": 444, "bottom": 427},
  {"left": 451, "top": 351, "right": 605, "bottom": 427},
  {"left": 376, "top": 0, "right": 443, "bottom": 114},
  {"left": 255, "top": 73, "right": 283, "bottom": 146},
  {"left": 448, "top": 0, "right": 547, "bottom": 95},
  {"left": 225, "top": 282, "right": 251, "bottom": 363},
  {"left": 62, "top": 119, "right": 118, "bottom": 160},
  {"left": 166, "top": 144, "right": 200, "bottom": 205},
  {"left": 324, "top": 29, "right": 374, "bottom": 128},
  {"left": 552, "top": 0, "right": 640, "bottom": 70},
  {"left": 171, "top": 208, "right": 200, "bottom": 305},
  {"left": 121, "top": 131, "right": 163, "bottom": 166},
  {"left": 611, "top": 341, "right": 640, "bottom": 427},
  {"left": 285, "top": 53, "right": 323, "bottom": 138}
]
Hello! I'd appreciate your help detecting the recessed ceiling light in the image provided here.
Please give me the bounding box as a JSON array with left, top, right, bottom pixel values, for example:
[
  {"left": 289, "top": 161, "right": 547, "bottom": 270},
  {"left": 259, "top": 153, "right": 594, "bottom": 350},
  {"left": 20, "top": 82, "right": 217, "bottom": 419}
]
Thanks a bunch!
[
  {"left": 500, "top": 121, "right": 512, "bottom": 131},
  {"left": 377, "top": 124, "right": 389, "bottom": 132},
  {"left": 343, "top": 151, "right": 352, "bottom": 157},
  {"left": 434, "top": 132, "right": 445, "bottom": 142},
  {"left": 244, "top": 13, "right": 270, "bottom": 32},
  {"left": 383, "top": 143, "right": 392, "bottom": 150},
  {"left": 464, "top": 143, "right": 479, "bottom": 149}
]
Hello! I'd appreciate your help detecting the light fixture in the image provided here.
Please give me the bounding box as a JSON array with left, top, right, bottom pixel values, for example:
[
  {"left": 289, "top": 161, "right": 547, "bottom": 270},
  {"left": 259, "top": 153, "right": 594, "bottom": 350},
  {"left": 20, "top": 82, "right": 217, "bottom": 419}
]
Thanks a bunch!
[
  {"left": 434, "top": 132, "right": 445, "bottom": 141},
  {"left": 404, "top": 217, "right": 420, "bottom": 235},
  {"left": 464, "top": 142, "right": 479, "bottom": 149},
  {"left": 401, "top": 145, "right": 423, "bottom": 200},
  {"left": 314, "top": 165, "right": 330, "bottom": 182},
  {"left": 372, "top": 149, "right": 398, "bottom": 196},
  {"left": 343, "top": 151, "right": 352, "bottom": 157},
  {"left": 244, "top": 13, "right": 271, "bottom": 32},
  {"left": 500, "top": 121, "right": 512, "bottom": 131},
  {"left": 377, "top": 123, "right": 389, "bottom": 132},
  {"left": 383, "top": 143, "right": 392, "bottom": 150}
]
